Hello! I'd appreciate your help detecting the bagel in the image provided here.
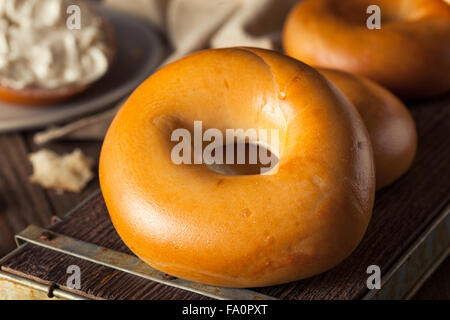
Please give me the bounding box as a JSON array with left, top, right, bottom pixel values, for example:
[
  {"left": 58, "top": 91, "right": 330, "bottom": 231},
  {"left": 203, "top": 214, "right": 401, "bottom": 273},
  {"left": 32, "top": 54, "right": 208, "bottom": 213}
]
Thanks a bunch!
[
  {"left": 319, "top": 69, "right": 417, "bottom": 190},
  {"left": 283, "top": 0, "right": 450, "bottom": 99},
  {"left": 100, "top": 47, "right": 375, "bottom": 287},
  {"left": 0, "top": 84, "right": 90, "bottom": 106},
  {"left": 0, "top": 0, "right": 115, "bottom": 106}
]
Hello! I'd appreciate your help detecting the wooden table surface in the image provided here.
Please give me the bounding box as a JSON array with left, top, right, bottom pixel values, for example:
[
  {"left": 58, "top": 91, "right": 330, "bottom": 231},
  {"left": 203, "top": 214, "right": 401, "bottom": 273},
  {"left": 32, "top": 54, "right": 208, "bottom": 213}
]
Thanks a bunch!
[
  {"left": 0, "top": 133, "right": 102, "bottom": 256},
  {"left": 0, "top": 128, "right": 448, "bottom": 299}
]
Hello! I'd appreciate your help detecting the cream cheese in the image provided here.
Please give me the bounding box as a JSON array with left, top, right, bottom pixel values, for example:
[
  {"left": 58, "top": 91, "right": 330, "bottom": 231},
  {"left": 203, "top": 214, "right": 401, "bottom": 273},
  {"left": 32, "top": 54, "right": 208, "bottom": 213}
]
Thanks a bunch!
[{"left": 0, "top": 0, "right": 114, "bottom": 90}]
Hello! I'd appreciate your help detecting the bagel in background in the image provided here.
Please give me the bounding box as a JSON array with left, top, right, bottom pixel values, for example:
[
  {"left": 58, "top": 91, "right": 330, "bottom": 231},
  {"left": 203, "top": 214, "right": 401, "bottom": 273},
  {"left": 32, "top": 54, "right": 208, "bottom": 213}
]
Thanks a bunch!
[
  {"left": 320, "top": 69, "right": 417, "bottom": 190},
  {"left": 0, "top": 84, "right": 91, "bottom": 106},
  {"left": 283, "top": 0, "right": 450, "bottom": 100},
  {"left": 100, "top": 47, "right": 375, "bottom": 287}
]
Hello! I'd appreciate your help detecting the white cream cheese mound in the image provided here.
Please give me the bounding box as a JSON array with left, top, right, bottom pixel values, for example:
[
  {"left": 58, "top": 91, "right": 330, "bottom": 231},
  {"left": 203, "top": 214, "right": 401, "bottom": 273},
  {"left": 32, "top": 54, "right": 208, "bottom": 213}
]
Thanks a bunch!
[
  {"left": 29, "top": 148, "right": 95, "bottom": 193},
  {"left": 0, "top": 0, "right": 114, "bottom": 90}
]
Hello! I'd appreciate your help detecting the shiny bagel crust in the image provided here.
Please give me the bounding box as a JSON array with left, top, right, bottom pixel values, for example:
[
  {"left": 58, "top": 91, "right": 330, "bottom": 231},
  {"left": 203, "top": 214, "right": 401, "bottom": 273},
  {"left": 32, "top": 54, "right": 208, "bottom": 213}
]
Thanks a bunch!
[
  {"left": 0, "top": 84, "right": 90, "bottom": 106},
  {"left": 283, "top": 0, "right": 450, "bottom": 99},
  {"left": 99, "top": 47, "right": 375, "bottom": 287},
  {"left": 319, "top": 68, "right": 417, "bottom": 190}
]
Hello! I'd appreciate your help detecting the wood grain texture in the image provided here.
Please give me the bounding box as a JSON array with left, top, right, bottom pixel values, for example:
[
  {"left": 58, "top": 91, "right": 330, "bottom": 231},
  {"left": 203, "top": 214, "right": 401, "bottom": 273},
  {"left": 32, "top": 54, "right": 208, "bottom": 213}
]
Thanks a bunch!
[
  {"left": 2, "top": 194, "right": 208, "bottom": 300},
  {"left": 413, "top": 256, "right": 450, "bottom": 300},
  {"left": 0, "top": 94, "right": 449, "bottom": 299},
  {"left": 0, "top": 133, "right": 54, "bottom": 255},
  {"left": 0, "top": 130, "right": 102, "bottom": 258}
]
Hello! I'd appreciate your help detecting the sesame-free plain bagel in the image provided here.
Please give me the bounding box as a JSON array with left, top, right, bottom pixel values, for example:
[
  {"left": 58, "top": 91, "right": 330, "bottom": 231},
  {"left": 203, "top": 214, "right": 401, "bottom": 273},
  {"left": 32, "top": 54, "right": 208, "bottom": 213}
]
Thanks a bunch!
[
  {"left": 0, "top": 0, "right": 115, "bottom": 106},
  {"left": 283, "top": 0, "right": 450, "bottom": 99},
  {"left": 319, "top": 69, "right": 417, "bottom": 190},
  {"left": 99, "top": 47, "right": 375, "bottom": 288}
]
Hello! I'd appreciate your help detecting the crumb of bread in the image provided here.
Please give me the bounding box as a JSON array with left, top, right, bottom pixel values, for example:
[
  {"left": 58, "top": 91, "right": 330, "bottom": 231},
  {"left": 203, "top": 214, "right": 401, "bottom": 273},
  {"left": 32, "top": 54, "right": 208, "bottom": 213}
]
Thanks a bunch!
[{"left": 29, "top": 149, "right": 95, "bottom": 193}]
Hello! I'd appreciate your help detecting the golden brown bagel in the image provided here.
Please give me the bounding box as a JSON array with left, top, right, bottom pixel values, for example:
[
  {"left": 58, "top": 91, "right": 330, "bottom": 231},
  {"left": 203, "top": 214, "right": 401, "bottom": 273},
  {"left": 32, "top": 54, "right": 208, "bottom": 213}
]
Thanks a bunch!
[
  {"left": 319, "top": 69, "right": 417, "bottom": 190},
  {"left": 100, "top": 47, "right": 375, "bottom": 287},
  {"left": 0, "top": 84, "right": 90, "bottom": 106},
  {"left": 283, "top": 0, "right": 450, "bottom": 99},
  {"left": 0, "top": 1, "right": 116, "bottom": 106}
]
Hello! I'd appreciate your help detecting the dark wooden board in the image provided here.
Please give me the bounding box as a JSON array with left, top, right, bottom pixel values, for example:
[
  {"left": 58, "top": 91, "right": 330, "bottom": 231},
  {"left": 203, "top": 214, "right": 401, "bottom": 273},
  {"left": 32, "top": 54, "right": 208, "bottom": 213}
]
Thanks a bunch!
[
  {"left": 413, "top": 255, "right": 450, "bottom": 300},
  {"left": 1, "top": 194, "right": 207, "bottom": 300},
  {"left": 1, "top": 94, "right": 449, "bottom": 299},
  {"left": 0, "top": 132, "right": 102, "bottom": 257}
]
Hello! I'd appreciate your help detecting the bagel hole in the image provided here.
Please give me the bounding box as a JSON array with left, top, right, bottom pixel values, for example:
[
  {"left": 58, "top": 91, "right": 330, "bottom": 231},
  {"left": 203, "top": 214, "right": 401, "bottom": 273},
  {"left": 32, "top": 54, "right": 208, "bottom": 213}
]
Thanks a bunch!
[
  {"left": 205, "top": 141, "right": 279, "bottom": 176},
  {"left": 153, "top": 115, "right": 280, "bottom": 175}
]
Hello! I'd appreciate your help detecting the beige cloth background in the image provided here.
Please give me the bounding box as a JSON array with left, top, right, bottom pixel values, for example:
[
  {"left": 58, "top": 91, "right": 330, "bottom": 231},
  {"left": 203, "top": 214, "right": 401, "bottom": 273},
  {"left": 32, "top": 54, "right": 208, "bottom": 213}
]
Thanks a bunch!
[{"left": 34, "top": 0, "right": 298, "bottom": 144}]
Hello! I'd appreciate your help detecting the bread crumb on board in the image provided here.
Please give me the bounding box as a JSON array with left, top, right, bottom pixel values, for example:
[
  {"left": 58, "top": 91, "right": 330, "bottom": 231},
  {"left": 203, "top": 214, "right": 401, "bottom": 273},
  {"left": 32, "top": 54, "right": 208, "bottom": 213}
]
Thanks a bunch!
[{"left": 29, "top": 149, "right": 95, "bottom": 193}]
